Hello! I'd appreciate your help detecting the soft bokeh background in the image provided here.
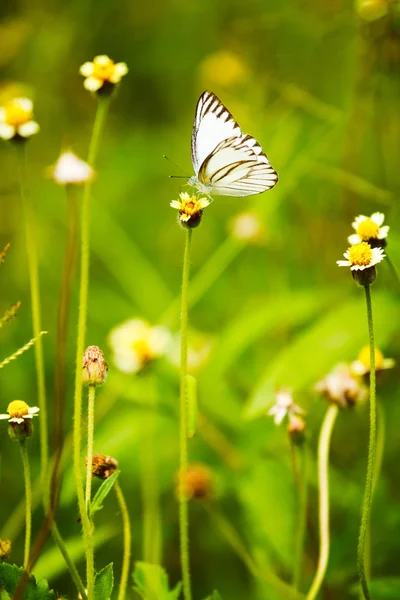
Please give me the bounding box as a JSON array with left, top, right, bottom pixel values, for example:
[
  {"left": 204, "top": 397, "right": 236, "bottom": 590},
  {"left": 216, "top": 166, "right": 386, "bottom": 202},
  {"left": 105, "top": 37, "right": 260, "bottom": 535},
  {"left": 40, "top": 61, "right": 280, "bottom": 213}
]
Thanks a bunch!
[{"left": 0, "top": 0, "right": 400, "bottom": 598}]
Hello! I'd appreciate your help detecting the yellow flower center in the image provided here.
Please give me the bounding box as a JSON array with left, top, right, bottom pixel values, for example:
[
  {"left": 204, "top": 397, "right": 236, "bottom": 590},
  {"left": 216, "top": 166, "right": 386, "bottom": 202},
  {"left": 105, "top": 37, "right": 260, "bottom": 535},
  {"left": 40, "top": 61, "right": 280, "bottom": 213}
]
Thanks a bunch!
[
  {"left": 132, "top": 339, "right": 153, "bottom": 365},
  {"left": 348, "top": 242, "right": 373, "bottom": 266},
  {"left": 356, "top": 218, "right": 379, "bottom": 240},
  {"left": 93, "top": 59, "right": 115, "bottom": 81},
  {"left": 181, "top": 197, "right": 202, "bottom": 217},
  {"left": 4, "top": 102, "right": 31, "bottom": 127},
  {"left": 7, "top": 400, "right": 29, "bottom": 419},
  {"left": 358, "top": 346, "right": 385, "bottom": 370}
]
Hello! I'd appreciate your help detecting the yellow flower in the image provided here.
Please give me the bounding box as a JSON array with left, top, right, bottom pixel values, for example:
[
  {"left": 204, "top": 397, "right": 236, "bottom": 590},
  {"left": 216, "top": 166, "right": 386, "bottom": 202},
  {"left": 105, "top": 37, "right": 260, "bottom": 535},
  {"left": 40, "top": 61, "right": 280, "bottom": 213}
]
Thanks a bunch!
[
  {"left": 170, "top": 192, "right": 210, "bottom": 228},
  {"left": 351, "top": 346, "right": 395, "bottom": 376},
  {"left": 348, "top": 213, "right": 389, "bottom": 246},
  {"left": 0, "top": 400, "right": 39, "bottom": 424},
  {"left": 79, "top": 55, "right": 128, "bottom": 92},
  {"left": 52, "top": 151, "right": 94, "bottom": 185},
  {"left": 108, "top": 318, "right": 171, "bottom": 374},
  {"left": 337, "top": 242, "right": 385, "bottom": 271},
  {"left": 315, "top": 363, "right": 367, "bottom": 408},
  {"left": 0, "top": 98, "right": 39, "bottom": 140}
]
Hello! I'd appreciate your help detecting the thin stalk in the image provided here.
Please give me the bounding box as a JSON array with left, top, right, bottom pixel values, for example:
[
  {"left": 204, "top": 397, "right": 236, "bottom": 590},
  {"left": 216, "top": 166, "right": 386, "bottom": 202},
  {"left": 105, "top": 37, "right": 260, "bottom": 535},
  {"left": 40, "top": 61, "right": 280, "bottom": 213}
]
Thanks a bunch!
[
  {"left": 16, "top": 145, "right": 48, "bottom": 486},
  {"left": 73, "top": 97, "right": 109, "bottom": 600},
  {"left": 306, "top": 404, "right": 339, "bottom": 600},
  {"left": 114, "top": 481, "right": 132, "bottom": 600},
  {"left": 293, "top": 445, "right": 308, "bottom": 592},
  {"left": 357, "top": 284, "right": 377, "bottom": 600},
  {"left": 19, "top": 442, "right": 32, "bottom": 570},
  {"left": 85, "top": 385, "right": 96, "bottom": 510},
  {"left": 51, "top": 523, "right": 87, "bottom": 598},
  {"left": 179, "top": 228, "right": 193, "bottom": 600}
]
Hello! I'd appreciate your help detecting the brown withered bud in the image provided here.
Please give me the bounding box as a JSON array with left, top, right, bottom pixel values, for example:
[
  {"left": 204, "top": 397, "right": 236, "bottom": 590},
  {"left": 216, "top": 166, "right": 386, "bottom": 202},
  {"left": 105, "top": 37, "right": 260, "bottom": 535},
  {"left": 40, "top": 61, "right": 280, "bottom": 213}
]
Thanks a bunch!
[
  {"left": 0, "top": 538, "right": 11, "bottom": 561},
  {"left": 176, "top": 463, "right": 213, "bottom": 501},
  {"left": 88, "top": 453, "right": 119, "bottom": 479},
  {"left": 287, "top": 414, "right": 306, "bottom": 446},
  {"left": 82, "top": 345, "right": 108, "bottom": 386}
]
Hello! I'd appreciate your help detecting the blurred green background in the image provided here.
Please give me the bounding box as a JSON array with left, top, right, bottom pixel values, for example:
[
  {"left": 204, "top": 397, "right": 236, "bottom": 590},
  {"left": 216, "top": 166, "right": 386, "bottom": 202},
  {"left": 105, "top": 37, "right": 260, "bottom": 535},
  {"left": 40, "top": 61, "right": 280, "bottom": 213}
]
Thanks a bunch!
[{"left": 0, "top": 0, "right": 400, "bottom": 598}]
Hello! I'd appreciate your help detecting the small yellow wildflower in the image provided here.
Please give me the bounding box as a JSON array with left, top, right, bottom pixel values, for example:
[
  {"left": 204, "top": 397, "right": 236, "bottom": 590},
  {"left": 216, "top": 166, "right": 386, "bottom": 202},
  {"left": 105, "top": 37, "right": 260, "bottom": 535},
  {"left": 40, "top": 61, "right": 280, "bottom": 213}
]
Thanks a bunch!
[
  {"left": 351, "top": 346, "right": 395, "bottom": 376},
  {"left": 348, "top": 213, "right": 389, "bottom": 246},
  {"left": 0, "top": 400, "right": 39, "bottom": 424},
  {"left": 170, "top": 192, "right": 210, "bottom": 228},
  {"left": 52, "top": 151, "right": 94, "bottom": 185},
  {"left": 79, "top": 55, "right": 128, "bottom": 92},
  {"left": 0, "top": 98, "right": 39, "bottom": 141},
  {"left": 337, "top": 242, "right": 385, "bottom": 271}
]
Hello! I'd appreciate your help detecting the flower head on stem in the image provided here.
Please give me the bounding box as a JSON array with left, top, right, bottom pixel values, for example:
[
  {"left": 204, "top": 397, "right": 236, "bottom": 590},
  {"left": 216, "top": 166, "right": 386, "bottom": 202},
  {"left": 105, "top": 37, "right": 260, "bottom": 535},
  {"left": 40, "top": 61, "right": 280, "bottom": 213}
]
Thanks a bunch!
[
  {"left": 315, "top": 363, "right": 368, "bottom": 408},
  {"left": 268, "top": 389, "right": 305, "bottom": 426},
  {"left": 0, "top": 98, "right": 39, "bottom": 141},
  {"left": 82, "top": 345, "right": 108, "bottom": 386},
  {"left": 337, "top": 241, "right": 385, "bottom": 286},
  {"left": 88, "top": 453, "right": 119, "bottom": 480},
  {"left": 0, "top": 400, "right": 40, "bottom": 443},
  {"left": 80, "top": 55, "right": 128, "bottom": 95},
  {"left": 351, "top": 345, "right": 395, "bottom": 377},
  {"left": 171, "top": 192, "right": 210, "bottom": 229},
  {"left": 348, "top": 213, "right": 389, "bottom": 248},
  {"left": 52, "top": 151, "right": 94, "bottom": 185}
]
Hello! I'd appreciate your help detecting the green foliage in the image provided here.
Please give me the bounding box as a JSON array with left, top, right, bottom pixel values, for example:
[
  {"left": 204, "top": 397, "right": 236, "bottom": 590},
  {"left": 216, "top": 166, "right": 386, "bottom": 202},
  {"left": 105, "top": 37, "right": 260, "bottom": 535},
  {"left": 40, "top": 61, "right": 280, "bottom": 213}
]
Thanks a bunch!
[
  {"left": 89, "top": 470, "right": 121, "bottom": 518},
  {"left": 133, "top": 562, "right": 182, "bottom": 600},
  {"left": 186, "top": 374, "right": 198, "bottom": 438},
  {"left": 0, "top": 563, "right": 56, "bottom": 600},
  {"left": 350, "top": 578, "right": 400, "bottom": 598},
  {"left": 94, "top": 563, "right": 114, "bottom": 600},
  {"left": 204, "top": 592, "right": 222, "bottom": 600}
]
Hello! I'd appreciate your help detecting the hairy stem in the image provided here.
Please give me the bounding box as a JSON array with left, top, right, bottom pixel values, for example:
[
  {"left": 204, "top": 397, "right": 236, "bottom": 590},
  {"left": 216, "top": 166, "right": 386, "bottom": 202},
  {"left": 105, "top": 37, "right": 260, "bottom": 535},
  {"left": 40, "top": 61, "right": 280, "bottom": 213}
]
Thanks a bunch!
[
  {"left": 19, "top": 442, "right": 32, "bottom": 570},
  {"left": 114, "top": 481, "right": 132, "bottom": 600}
]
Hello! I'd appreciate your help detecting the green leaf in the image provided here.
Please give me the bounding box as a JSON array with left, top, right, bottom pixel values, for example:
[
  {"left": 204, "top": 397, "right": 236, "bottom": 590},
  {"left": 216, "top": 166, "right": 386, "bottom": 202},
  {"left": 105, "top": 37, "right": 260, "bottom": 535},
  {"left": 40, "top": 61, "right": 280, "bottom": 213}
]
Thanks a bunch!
[
  {"left": 133, "top": 561, "right": 182, "bottom": 600},
  {"left": 90, "top": 470, "right": 121, "bottom": 518},
  {"left": 186, "top": 374, "right": 197, "bottom": 438},
  {"left": 94, "top": 563, "right": 114, "bottom": 600},
  {"left": 0, "top": 563, "right": 56, "bottom": 600}
]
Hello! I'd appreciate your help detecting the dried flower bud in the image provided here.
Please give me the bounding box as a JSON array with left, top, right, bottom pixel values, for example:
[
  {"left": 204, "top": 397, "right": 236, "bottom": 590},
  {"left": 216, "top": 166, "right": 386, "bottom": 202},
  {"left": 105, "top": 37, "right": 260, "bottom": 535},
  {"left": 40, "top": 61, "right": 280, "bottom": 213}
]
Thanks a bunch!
[
  {"left": 287, "top": 414, "right": 306, "bottom": 446},
  {"left": 176, "top": 463, "right": 213, "bottom": 501},
  {"left": 82, "top": 345, "right": 108, "bottom": 386},
  {"left": 88, "top": 453, "right": 119, "bottom": 479},
  {"left": 0, "top": 538, "right": 11, "bottom": 561}
]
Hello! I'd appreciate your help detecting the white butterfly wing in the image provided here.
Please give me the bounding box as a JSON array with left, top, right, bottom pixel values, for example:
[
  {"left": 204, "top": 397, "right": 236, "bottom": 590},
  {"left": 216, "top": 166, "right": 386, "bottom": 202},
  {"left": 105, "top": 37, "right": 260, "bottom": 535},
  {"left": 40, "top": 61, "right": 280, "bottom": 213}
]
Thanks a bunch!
[
  {"left": 191, "top": 91, "right": 278, "bottom": 197},
  {"left": 191, "top": 91, "right": 241, "bottom": 174}
]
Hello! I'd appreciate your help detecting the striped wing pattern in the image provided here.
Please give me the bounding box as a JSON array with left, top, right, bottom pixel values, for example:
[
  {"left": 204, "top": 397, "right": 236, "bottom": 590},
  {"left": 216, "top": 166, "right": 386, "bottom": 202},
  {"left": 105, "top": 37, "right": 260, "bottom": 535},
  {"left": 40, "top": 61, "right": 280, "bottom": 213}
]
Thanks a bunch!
[{"left": 191, "top": 91, "right": 278, "bottom": 197}]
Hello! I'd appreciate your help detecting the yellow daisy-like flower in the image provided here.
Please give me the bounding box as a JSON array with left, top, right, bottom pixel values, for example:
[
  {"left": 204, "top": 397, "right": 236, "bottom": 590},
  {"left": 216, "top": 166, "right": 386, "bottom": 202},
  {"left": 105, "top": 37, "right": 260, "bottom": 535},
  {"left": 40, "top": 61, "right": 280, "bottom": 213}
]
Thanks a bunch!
[
  {"left": 170, "top": 192, "right": 210, "bottom": 229},
  {"left": 348, "top": 213, "right": 389, "bottom": 246},
  {"left": 0, "top": 400, "right": 39, "bottom": 424},
  {"left": 351, "top": 346, "right": 395, "bottom": 376},
  {"left": 52, "top": 151, "right": 94, "bottom": 185},
  {"left": 337, "top": 242, "right": 385, "bottom": 271},
  {"left": 108, "top": 318, "right": 171, "bottom": 374},
  {"left": 79, "top": 55, "right": 128, "bottom": 92},
  {"left": 0, "top": 98, "right": 39, "bottom": 141}
]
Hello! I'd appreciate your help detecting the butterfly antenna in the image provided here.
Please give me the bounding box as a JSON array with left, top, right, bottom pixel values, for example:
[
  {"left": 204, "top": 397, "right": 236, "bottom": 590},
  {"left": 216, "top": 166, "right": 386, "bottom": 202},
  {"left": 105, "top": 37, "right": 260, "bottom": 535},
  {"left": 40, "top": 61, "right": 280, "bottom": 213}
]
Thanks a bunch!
[{"left": 163, "top": 155, "right": 190, "bottom": 177}]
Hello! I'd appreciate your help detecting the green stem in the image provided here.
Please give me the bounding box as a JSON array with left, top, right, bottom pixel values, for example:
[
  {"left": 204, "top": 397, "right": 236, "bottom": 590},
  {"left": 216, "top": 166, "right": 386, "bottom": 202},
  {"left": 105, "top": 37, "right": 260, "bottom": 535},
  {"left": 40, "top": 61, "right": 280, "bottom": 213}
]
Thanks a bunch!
[
  {"left": 51, "top": 523, "right": 87, "bottom": 598},
  {"left": 114, "top": 481, "right": 131, "bottom": 600},
  {"left": 85, "top": 385, "right": 96, "bottom": 510},
  {"left": 179, "top": 228, "right": 193, "bottom": 600},
  {"left": 19, "top": 442, "right": 32, "bottom": 570},
  {"left": 16, "top": 145, "right": 48, "bottom": 487},
  {"left": 73, "top": 97, "right": 109, "bottom": 600},
  {"left": 306, "top": 404, "right": 339, "bottom": 600},
  {"left": 357, "top": 284, "right": 377, "bottom": 600},
  {"left": 293, "top": 445, "right": 308, "bottom": 592}
]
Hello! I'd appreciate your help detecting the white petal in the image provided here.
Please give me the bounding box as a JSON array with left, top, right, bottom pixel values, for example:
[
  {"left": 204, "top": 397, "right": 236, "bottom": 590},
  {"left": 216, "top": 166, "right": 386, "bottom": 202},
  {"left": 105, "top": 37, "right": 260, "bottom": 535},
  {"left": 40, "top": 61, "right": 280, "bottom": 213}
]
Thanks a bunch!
[
  {"left": 348, "top": 233, "right": 361, "bottom": 245},
  {"left": 378, "top": 225, "right": 389, "bottom": 239},
  {"left": 180, "top": 214, "right": 191, "bottom": 222},
  {"left": 352, "top": 215, "right": 367, "bottom": 229},
  {"left": 17, "top": 98, "right": 33, "bottom": 112},
  {"left": 94, "top": 55, "right": 111, "bottom": 65},
  {"left": 109, "top": 63, "right": 128, "bottom": 82},
  {"left": 337, "top": 260, "right": 351, "bottom": 267},
  {"left": 9, "top": 417, "right": 24, "bottom": 424},
  {"left": 180, "top": 192, "right": 191, "bottom": 201},
  {"left": 351, "top": 360, "right": 368, "bottom": 375},
  {"left": 53, "top": 151, "right": 94, "bottom": 184},
  {"left": 28, "top": 406, "right": 40, "bottom": 415},
  {"left": 274, "top": 409, "right": 286, "bottom": 425},
  {"left": 0, "top": 414, "right": 10, "bottom": 420},
  {"left": 0, "top": 123, "right": 16, "bottom": 139},
  {"left": 113, "top": 352, "right": 141, "bottom": 374},
  {"left": 170, "top": 200, "right": 181, "bottom": 209},
  {"left": 80, "top": 62, "right": 94, "bottom": 77},
  {"left": 83, "top": 77, "right": 103, "bottom": 92},
  {"left": 18, "top": 121, "right": 40, "bottom": 137},
  {"left": 199, "top": 198, "right": 211, "bottom": 209},
  {"left": 371, "top": 212, "right": 384, "bottom": 226}
]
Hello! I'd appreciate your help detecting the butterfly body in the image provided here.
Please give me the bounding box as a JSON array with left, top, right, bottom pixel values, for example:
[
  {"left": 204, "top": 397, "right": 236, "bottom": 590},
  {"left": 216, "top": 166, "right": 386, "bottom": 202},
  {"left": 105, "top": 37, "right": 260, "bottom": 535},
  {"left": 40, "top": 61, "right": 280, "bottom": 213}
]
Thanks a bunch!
[{"left": 190, "top": 91, "right": 278, "bottom": 198}]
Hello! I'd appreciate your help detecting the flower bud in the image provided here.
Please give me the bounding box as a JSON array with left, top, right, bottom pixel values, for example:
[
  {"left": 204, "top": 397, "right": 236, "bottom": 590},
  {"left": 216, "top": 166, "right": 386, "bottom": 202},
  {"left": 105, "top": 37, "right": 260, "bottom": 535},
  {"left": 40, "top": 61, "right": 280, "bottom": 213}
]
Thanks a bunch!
[
  {"left": 287, "top": 414, "right": 306, "bottom": 446},
  {"left": 88, "top": 453, "right": 119, "bottom": 479},
  {"left": 0, "top": 538, "right": 11, "bottom": 561},
  {"left": 82, "top": 345, "right": 108, "bottom": 386},
  {"left": 176, "top": 463, "right": 213, "bottom": 501},
  {"left": 8, "top": 419, "right": 33, "bottom": 442},
  {"left": 352, "top": 266, "right": 377, "bottom": 286}
]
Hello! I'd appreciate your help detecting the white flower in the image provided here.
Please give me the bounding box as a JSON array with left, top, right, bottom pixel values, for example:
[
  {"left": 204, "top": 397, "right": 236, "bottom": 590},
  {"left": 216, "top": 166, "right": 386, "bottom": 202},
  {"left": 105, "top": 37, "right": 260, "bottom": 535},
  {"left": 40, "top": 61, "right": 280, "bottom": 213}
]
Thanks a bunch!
[
  {"left": 0, "top": 400, "right": 40, "bottom": 424},
  {"left": 79, "top": 55, "right": 128, "bottom": 92},
  {"left": 348, "top": 212, "right": 389, "bottom": 245},
  {"left": 0, "top": 98, "right": 39, "bottom": 141},
  {"left": 229, "top": 212, "right": 264, "bottom": 243},
  {"left": 268, "top": 389, "right": 304, "bottom": 426},
  {"left": 337, "top": 242, "right": 385, "bottom": 271},
  {"left": 108, "top": 318, "right": 171, "bottom": 374},
  {"left": 315, "top": 363, "right": 367, "bottom": 407},
  {"left": 350, "top": 346, "right": 395, "bottom": 376},
  {"left": 52, "top": 151, "right": 94, "bottom": 185}
]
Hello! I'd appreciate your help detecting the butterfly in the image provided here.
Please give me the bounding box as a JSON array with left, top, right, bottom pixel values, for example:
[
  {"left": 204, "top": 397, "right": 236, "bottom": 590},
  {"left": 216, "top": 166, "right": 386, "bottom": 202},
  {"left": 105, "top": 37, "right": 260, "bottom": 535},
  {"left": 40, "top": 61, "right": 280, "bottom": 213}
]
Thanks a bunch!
[{"left": 188, "top": 91, "right": 278, "bottom": 197}]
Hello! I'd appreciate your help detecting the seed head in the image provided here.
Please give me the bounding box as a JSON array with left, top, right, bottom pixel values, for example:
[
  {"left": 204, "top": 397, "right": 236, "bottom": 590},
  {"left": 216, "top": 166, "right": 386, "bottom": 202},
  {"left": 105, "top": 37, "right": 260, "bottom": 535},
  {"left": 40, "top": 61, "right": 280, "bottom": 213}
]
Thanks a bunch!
[{"left": 82, "top": 345, "right": 108, "bottom": 386}]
